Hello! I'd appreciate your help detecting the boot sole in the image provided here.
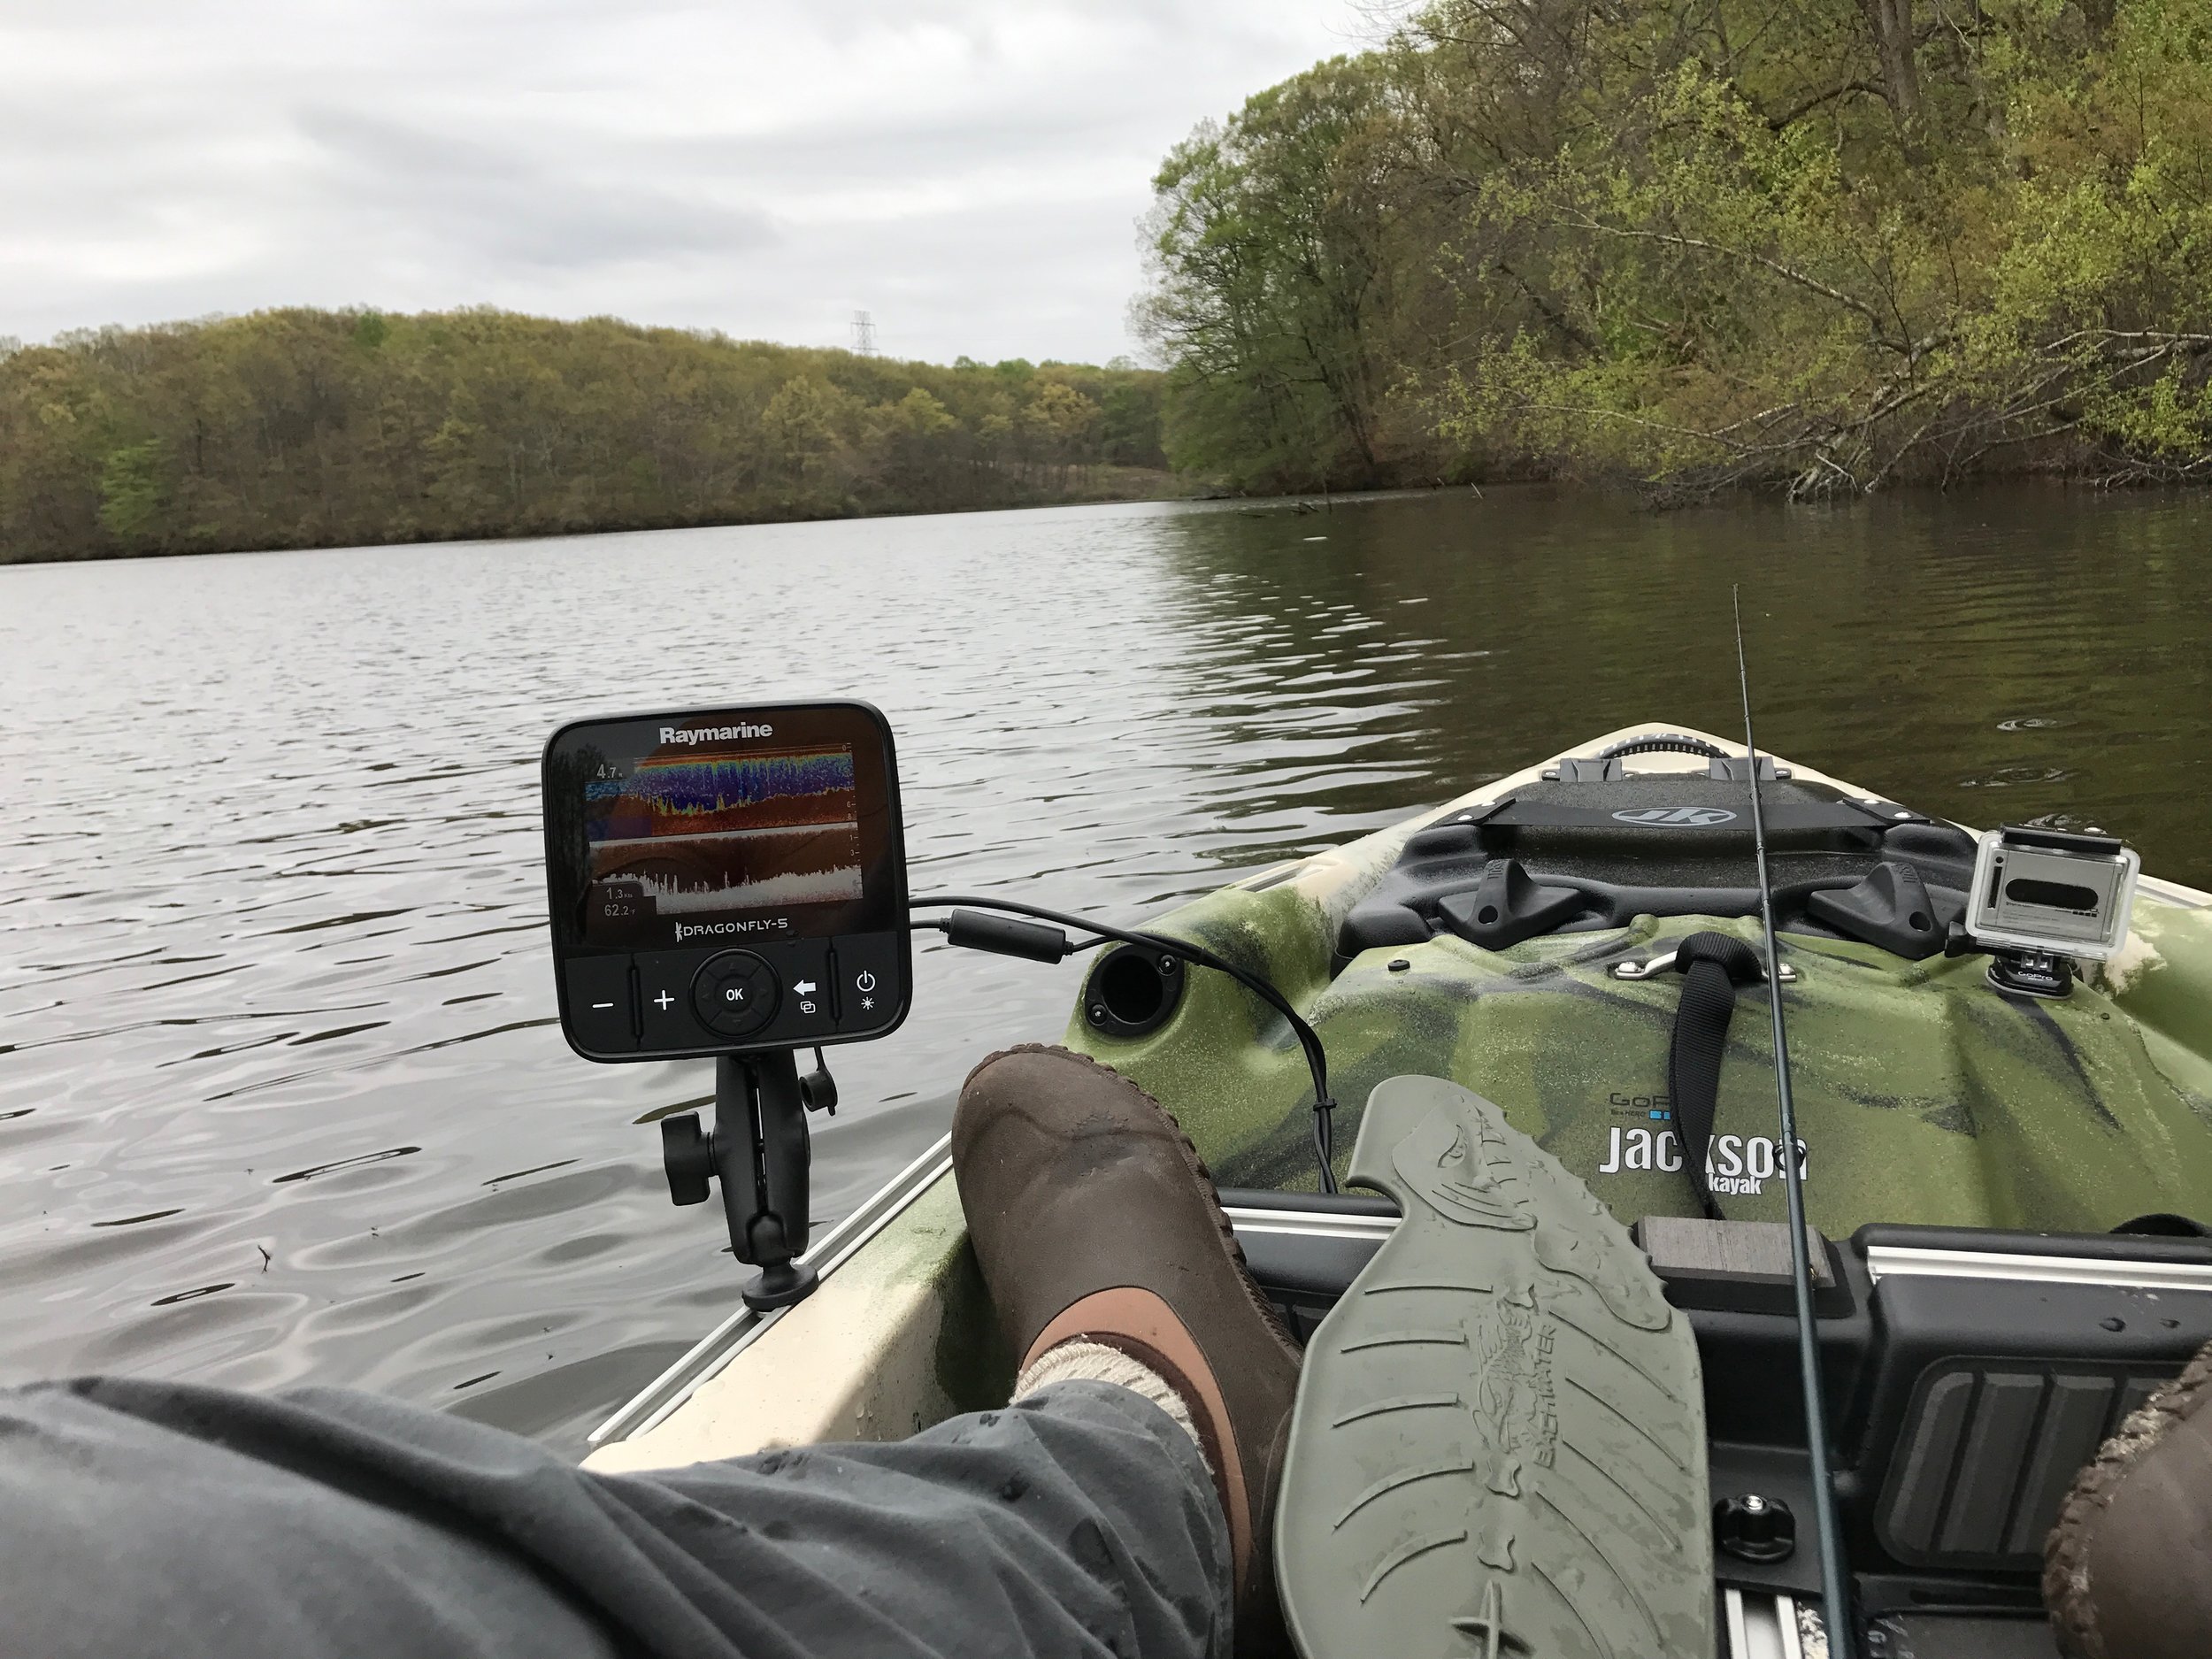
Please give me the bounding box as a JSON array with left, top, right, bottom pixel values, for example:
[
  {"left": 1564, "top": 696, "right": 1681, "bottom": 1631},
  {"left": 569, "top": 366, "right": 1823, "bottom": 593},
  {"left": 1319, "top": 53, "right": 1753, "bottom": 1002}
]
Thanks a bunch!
[{"left": 1275, "top": 1074, "right": 1714, "bottom": 1659}]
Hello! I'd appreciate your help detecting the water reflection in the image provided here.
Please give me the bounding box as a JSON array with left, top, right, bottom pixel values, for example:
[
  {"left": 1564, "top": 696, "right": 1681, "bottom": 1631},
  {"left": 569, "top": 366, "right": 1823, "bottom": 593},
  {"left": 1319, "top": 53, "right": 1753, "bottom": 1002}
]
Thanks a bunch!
[
  {"left": 1, "top": 485, "right": 2207, "bottom": 1453},
  {"left": 1151, "top": 485, "right": 2212, "bottom": 881}
]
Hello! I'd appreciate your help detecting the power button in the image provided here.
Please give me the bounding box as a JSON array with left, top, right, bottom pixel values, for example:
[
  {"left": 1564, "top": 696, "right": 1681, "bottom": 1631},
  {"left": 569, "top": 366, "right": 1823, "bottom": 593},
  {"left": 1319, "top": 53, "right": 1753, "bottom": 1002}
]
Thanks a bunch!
[{"left": 832, "top": 933, "right": 902, "bottom": 1033}]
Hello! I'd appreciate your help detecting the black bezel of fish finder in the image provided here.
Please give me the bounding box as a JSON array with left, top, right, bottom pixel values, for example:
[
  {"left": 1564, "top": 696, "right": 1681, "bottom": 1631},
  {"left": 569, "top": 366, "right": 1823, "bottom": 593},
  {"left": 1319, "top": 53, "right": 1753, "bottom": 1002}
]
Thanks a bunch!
[{"left": 542, "top": 700, "right": 910, "bottom": 1063}]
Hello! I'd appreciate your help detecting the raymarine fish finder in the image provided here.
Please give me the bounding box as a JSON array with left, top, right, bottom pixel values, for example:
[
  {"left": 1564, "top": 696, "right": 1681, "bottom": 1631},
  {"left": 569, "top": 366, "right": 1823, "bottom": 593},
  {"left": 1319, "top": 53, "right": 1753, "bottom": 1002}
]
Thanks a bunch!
[
  {"left": 541, "top": 700, "right": 910, "bottom": 1310},
  {"left": 542, "top": 701, "right": 910, "bottom": 1062}
]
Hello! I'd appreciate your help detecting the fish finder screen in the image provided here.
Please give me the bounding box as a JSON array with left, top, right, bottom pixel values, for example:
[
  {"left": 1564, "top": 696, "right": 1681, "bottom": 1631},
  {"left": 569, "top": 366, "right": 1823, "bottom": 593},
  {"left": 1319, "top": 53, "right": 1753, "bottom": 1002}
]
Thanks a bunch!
[
  {"left": 544, "top": 703, "right": 903, "bottom": 956},
  {"left": 582, "top": 747, "right": 862, "bottom": 945}
]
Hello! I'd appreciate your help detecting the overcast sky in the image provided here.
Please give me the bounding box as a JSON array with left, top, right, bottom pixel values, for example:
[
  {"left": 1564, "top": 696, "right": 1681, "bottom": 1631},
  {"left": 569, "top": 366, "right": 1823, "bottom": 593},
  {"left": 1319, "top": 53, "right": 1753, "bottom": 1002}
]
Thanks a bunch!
[{"left": 1, "top": 0, "right": 1374, "bottom": 364}]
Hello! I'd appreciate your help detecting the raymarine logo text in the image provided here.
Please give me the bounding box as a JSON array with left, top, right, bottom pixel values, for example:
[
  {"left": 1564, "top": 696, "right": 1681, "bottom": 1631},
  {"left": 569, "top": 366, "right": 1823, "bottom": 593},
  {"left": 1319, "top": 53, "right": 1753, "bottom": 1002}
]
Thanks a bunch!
[{"left": 662, "top": 722, "right": 774, "bottom": 746}]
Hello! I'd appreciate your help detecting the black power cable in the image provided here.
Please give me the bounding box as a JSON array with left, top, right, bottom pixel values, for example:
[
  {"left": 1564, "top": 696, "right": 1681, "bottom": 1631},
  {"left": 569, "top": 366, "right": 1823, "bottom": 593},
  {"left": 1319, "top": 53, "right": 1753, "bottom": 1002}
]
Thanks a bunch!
[{"left": 910, "top": 893, "right": 1340, "bottom": 1194}]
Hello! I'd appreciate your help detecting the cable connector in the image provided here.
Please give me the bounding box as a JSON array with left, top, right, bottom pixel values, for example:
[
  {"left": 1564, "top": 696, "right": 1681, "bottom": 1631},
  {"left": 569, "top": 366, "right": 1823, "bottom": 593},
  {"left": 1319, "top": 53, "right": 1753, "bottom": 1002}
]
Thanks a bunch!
[{"left": 943, "top": 909, "right": 1073, "bottom": 964}]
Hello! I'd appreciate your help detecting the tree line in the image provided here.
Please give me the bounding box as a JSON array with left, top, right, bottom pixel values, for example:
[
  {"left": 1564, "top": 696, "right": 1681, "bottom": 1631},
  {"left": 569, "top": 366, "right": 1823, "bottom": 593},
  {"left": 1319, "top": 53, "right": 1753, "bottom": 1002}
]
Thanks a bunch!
[
  {"left": 12, "top": 0, "right": 2201, "bottom": 563},
  {"left": 0, "top": 310, "right": 1171, "bottom": 563},
  {"left": 1140, "top": 0, "right": 2212, "bottom": 498}
]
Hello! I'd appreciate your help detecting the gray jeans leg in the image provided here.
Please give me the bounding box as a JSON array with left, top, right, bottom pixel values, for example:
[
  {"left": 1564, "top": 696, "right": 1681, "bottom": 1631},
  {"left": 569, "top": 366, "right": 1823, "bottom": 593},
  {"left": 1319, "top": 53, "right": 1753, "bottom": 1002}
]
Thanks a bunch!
[{"left": 0, "top": 1376, "right": 1231, "bottom": 1659}]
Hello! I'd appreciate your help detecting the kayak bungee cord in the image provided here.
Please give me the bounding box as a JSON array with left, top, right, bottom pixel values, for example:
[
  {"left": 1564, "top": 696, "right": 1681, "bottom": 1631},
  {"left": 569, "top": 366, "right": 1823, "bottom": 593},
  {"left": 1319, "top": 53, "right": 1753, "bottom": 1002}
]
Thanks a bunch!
[
  {"left": 910, "top": 894, "right": 1340, "bottom": 1193},
  {"left": 1733, "top": 588, "right": 1855, "bottom": 1659}
]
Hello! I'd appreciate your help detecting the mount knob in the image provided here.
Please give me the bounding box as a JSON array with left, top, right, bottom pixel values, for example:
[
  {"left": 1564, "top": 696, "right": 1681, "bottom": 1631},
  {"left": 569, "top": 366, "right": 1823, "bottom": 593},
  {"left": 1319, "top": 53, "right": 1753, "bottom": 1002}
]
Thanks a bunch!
[{"left": 660, "top": 1112, "right": 714, "bottom": 1206}]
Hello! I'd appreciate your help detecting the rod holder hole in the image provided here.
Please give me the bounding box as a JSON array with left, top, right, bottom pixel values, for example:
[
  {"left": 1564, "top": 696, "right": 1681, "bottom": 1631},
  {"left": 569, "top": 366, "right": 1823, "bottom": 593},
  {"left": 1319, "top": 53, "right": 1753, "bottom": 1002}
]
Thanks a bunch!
[{"left": 1085, "top": 944, "right": 1185, "bottom": 1039}]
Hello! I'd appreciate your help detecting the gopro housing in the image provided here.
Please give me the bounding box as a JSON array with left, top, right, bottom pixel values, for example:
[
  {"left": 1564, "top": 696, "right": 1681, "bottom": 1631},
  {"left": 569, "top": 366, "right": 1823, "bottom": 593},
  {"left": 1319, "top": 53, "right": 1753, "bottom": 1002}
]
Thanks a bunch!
[{"left": 1965, "top": 826, "right": 2139, "bottom": 962}]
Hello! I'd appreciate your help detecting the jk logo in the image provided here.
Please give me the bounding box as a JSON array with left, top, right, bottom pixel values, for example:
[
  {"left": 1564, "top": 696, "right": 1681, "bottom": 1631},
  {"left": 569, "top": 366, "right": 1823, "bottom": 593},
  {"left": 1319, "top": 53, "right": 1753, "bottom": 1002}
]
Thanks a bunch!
[{"left": 1611, "top": 806, "right": 1738, "bottom": 826}]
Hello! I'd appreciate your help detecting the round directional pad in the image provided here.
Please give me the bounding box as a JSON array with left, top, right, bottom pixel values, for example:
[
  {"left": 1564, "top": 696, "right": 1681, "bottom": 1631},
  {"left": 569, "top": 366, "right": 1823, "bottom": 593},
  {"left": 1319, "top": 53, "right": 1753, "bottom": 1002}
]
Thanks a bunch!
[{"left": 691, "top": 949, "right": 780, "bottom": 1040}]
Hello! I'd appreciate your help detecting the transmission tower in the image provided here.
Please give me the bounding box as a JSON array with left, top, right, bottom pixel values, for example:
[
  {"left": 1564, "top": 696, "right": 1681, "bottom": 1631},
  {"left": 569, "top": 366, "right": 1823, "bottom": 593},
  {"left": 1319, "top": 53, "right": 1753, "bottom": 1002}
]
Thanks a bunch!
[{"left": 851, "top": 311, "right": 878, "bottom": 356}]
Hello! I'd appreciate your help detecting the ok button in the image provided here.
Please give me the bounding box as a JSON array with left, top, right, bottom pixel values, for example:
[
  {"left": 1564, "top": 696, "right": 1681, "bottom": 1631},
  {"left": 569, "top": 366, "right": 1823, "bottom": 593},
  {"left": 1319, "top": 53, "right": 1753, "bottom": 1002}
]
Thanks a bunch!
[{"left": 691, "top": 949, "right": 780, "bottom": 1040}]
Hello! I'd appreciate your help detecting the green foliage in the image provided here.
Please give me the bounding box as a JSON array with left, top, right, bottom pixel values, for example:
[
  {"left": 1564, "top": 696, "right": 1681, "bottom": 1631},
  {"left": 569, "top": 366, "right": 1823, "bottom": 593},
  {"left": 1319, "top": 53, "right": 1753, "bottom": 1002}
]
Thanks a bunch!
[
  {"left": 1141, "top": 56, "right": 1463, "bottom": 491},
  {"left": 96, "top": 440, "right": 168, "bottom": 541},
  {"left": 0, "top": 310, "right": 1173, "bottom": 563},
  {"left": 1141, "top": 0, "right": 2212, "bottom": 495}
]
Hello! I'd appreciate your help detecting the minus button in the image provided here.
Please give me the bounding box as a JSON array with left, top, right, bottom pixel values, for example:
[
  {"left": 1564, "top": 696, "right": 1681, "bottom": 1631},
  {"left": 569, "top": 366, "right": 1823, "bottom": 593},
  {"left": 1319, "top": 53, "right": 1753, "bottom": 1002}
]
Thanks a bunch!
[{"left": 564, "top": 955, "right": 640, "bottom": 1055}]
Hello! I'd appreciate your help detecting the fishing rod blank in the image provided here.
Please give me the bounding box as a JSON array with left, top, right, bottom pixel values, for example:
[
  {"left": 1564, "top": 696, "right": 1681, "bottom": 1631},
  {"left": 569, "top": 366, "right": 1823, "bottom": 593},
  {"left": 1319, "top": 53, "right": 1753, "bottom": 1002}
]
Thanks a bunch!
[{"left": 1733, "top": 587, "right": 1855, "bottom": 1659}]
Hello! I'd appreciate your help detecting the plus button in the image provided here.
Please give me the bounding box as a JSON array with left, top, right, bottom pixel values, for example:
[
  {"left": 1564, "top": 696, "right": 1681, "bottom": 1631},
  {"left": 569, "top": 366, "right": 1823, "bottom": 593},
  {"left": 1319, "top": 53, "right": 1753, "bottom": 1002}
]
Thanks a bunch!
[{"left": 653, "top": 989, "right": 674, "bottom": 1011}]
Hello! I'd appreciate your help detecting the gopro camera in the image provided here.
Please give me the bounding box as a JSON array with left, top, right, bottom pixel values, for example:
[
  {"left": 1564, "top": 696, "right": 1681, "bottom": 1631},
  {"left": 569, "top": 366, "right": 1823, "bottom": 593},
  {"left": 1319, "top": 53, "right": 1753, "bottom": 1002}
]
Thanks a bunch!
[{"left": 1965, "top": 826, "right": 2139, "bottom": 961}]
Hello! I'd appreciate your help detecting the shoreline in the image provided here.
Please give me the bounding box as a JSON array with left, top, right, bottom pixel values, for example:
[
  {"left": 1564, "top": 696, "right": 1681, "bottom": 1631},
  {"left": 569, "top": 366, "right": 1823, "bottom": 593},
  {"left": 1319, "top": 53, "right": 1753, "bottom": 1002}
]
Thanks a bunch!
[
  {"left": 0, "top": 467, "right": 1204, "bottom": 568},
  {"left": 11, "top": 472, "right": 2204, "bottom": 570}
]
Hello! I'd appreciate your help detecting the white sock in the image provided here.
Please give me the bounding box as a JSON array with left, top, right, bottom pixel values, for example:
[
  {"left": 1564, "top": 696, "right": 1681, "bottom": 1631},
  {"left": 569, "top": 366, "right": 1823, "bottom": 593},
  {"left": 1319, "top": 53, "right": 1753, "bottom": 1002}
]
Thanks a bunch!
[{"left": 1014, "top": 1339, "right": 1209, "bottom": 1470}]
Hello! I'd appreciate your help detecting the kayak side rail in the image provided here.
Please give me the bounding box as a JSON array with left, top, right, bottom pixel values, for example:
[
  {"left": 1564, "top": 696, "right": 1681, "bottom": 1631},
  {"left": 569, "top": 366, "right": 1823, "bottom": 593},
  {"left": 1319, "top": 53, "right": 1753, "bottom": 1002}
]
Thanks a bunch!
[
  {"left": 588, "top": 1132, "right": 954, "bottom": 1449},
  {"left": 1865, "top": 1243, "right": 2212, "bottom": 1294},
  {"left": 2139, "top": 872, "right": 2211, "bottom": 909}
]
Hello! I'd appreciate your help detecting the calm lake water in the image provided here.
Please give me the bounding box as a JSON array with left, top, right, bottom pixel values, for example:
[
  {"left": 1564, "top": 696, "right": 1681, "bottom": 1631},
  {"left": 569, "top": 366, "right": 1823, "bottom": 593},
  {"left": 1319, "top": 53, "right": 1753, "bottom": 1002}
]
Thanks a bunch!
[{"left": 4, "top": 485, "right": 2210, "bottom": 1454}]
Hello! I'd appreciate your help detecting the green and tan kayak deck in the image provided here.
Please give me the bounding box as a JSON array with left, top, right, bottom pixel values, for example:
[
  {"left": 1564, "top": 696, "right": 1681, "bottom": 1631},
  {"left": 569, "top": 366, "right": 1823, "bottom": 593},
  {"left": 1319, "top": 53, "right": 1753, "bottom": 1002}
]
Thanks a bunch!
[{"left": 585, "top": 725, "right": 2212, "bottom": 1658}]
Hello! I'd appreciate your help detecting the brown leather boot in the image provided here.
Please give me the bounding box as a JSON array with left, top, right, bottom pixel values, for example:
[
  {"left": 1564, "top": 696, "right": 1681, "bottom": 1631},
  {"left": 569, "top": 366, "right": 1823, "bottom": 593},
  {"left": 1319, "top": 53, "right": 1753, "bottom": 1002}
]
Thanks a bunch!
[
  {"left": 2045, "top": 1340, "right": 2212, "bottom": 1659},
  {"left": 953, "top": 1044, "right": 1302, "bottom": 1657}
]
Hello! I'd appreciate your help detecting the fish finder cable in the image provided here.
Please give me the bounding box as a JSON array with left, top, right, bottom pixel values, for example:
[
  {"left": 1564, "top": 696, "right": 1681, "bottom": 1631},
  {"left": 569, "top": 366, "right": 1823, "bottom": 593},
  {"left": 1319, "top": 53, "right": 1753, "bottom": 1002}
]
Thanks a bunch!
[
  {"left": 911, "top": 894, "right": 1340, "bottom": 1194},
  {"left": 1735, "top": 587, "right": 1855, "bottom": 1659}
]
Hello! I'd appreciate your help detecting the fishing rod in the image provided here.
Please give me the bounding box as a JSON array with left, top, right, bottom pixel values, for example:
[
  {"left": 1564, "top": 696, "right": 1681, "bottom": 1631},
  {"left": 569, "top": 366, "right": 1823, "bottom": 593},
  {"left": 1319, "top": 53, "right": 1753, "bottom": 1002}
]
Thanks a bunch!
[{"left": 1732, "top": 587, "right": 1855, "bottom": 1659}]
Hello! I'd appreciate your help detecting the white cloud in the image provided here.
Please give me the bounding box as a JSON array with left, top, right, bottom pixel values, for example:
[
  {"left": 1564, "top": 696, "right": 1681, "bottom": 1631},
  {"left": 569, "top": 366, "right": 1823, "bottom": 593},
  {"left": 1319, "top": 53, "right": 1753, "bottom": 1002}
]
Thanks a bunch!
[{"left": 0, "top": 0, "right": 1373, "bottom": 361}]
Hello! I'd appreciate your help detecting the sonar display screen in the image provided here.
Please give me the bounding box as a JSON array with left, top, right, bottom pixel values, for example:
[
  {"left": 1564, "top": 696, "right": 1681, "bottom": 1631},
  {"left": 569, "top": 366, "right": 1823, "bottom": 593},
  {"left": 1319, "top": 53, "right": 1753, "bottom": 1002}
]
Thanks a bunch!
[{"left": 580, "top": 744, "right": 862, "bottom": 945}]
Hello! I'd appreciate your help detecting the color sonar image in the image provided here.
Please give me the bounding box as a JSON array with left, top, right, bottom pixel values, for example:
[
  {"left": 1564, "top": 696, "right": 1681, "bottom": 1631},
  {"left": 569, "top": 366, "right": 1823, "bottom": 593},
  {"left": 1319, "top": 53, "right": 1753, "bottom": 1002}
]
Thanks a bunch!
[{"left": 584, "top": 746, "right": 862, "bottom": 925}]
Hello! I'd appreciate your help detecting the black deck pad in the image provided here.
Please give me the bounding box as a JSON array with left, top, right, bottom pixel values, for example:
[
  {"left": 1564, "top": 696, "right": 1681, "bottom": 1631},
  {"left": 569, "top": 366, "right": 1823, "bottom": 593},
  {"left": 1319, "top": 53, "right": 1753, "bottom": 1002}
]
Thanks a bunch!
[{"left": 1275, "top": 1076, "right": 1714, "bottom": 1659}]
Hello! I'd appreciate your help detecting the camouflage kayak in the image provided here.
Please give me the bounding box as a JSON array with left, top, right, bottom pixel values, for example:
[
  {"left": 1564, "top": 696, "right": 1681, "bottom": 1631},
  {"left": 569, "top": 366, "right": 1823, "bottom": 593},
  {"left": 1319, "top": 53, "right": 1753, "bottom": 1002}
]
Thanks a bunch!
[{"left": 1063, "top": 722, "right": 2212, "bottom": 1238}]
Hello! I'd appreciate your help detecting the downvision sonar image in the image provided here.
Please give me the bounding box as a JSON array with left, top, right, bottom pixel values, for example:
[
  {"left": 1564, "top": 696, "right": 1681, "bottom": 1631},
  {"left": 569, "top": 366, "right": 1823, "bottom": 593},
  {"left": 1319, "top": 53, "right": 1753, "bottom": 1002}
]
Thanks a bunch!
[{"left": 584, "top": 746, "right": 863, "bottom": 920}]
